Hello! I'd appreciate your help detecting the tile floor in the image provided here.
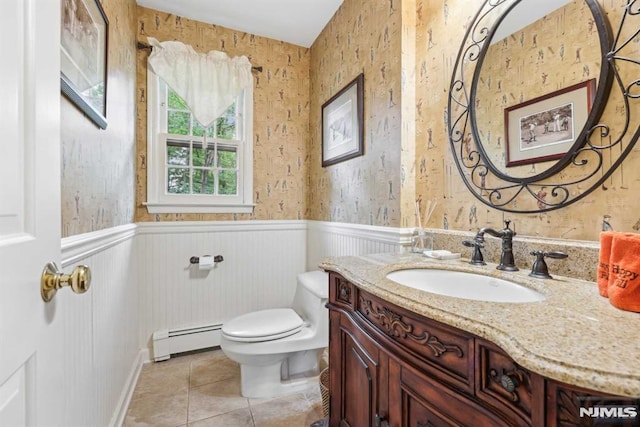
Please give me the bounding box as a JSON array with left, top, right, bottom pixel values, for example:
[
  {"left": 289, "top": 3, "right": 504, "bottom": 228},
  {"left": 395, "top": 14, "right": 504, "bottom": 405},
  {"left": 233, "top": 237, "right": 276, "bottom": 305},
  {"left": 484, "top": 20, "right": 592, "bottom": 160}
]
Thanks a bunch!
[{"left": 124, "top": 349, "right": 326, "bottom": 427}]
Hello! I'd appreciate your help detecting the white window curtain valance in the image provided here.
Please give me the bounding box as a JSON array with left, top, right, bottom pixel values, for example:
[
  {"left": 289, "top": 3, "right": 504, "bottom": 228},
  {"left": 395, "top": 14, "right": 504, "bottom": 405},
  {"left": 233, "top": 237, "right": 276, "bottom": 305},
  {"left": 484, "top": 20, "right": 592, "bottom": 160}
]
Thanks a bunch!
[{"left": 147, "top": 37, "right": 253, "bottom": 127}]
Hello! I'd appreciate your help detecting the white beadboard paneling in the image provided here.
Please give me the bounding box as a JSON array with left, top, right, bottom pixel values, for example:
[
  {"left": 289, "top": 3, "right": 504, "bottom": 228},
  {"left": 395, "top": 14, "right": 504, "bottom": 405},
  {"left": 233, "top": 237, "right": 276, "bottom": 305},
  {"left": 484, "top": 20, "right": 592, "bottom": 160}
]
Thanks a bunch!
[
  {"left": 54, "top": 218, "right": 410, "bottom": 419},
  {"left": 306, "top": 220, "right": 412, "bottom": 270},
  {"left": 46, "top": 219, "right": 409, "bottom": 424},
  {"left": 136, "top": 221, "right": 308, "bottom": 354},
  {"left": 59, "top": 225, "right": 139, "bottom": 427}
]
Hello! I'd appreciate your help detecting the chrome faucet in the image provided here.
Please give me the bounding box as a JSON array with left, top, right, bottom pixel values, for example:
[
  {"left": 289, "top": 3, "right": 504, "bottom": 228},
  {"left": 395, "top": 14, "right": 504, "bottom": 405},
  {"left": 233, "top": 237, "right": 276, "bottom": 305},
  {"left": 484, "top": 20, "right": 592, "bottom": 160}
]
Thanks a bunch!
[{"left": 464, "top": 219, "right": 518, "bottom": 271}]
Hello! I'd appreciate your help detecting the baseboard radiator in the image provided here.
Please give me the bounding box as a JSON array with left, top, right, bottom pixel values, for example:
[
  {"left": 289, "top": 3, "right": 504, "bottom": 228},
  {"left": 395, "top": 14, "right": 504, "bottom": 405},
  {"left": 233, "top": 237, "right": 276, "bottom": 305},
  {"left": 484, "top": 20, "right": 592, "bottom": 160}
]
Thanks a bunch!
[{"left": 152, "top": 323, "right": 222, "bottom": 362}]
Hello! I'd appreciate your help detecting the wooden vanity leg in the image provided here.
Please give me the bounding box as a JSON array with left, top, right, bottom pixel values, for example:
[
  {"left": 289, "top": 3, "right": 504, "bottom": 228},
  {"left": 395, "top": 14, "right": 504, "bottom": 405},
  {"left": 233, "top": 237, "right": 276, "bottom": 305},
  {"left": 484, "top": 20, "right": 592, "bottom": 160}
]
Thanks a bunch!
[
  {"left": 531, "top": 374, "right": 545, "bottom": 427},
  {"left": 388, "top": 359, "right": 401, "bottom": 426}
]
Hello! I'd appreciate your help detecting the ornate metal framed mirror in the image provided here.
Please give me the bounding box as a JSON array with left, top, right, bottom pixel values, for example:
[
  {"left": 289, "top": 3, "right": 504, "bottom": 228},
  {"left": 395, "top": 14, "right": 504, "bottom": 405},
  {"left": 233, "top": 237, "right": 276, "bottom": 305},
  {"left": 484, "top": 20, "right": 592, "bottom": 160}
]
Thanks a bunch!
[{"left": 448, "top": 0, "right": 640, "bottom": 213}]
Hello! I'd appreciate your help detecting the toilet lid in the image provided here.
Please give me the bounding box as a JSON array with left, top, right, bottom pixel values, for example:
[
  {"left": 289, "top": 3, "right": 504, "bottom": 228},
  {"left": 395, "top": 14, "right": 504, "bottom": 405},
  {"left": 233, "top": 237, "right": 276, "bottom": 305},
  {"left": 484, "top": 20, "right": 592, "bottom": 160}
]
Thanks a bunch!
[{"left": 222, "top": 308, "right": 304, "bottom": 342}]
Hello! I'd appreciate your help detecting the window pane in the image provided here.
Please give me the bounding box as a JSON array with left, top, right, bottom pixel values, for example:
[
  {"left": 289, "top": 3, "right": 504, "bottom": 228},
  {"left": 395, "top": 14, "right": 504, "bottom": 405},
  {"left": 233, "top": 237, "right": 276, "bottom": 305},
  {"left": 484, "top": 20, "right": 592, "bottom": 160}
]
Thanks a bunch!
[
  {"left": 192, "top": 121, "right": 214, "bottom": 137},
  {"left": 218, "top": 170, "right": 237, "bottom": 195},
  {"left": 192, "top": 121, "right": 204, "bottom": 137},
  {"left": 167, "top": 167, "right": 190, "bottom": 194},
  {"left": 193, "top": 169, "right": 215, "bottom": 194},
  {"left": 217, "top": 146, "right": 237, "bottom": 168},
  {"left": 216, "top": 103, "right": 236, "bottom": 139},
  {"left": 193, "top": 145, "right": 215, "bottom": 167},
  {"left": 168, "top": 111, "right": 191, "bottom": 135},
  {"left": 167, "top": 142, "right": 190, "bottom": 166},
  {"left": 167, "top": 89, "right": 188, "bottom": 110}
]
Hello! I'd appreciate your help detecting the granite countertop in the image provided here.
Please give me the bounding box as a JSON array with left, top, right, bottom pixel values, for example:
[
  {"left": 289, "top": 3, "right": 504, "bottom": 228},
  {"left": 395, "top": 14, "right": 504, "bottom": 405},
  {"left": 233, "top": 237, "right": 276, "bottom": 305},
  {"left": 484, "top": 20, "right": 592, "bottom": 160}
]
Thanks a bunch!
[{"left": 320, "top": 252, "right": 640, "bottom": 397}]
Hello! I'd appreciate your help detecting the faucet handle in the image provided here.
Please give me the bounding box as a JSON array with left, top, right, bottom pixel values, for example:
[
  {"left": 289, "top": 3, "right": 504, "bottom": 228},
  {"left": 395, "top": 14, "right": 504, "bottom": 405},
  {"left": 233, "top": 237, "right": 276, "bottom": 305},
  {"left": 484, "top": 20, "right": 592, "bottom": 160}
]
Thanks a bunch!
[
  {"left": 543, "top": 251, "right": 568, "bottom": 260},
  {"left": 528, "top": 250, "right": 568, "bottom": 279},
  {"left": 463, "top": 240, "right": 486, "bottom": 266},
  {"left": 462, "top": 239, "right": 484, "bottom": 248}
]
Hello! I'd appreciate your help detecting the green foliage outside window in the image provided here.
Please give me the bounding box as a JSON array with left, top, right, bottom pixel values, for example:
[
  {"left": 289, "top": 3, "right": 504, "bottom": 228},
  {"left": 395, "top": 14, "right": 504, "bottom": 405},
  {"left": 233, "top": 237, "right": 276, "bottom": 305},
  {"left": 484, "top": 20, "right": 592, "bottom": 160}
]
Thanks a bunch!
[
  {"left": 164, "top": 86, "right": 239, "bottom": 196},
  {"left": 168, "top": 90, "right": 188, "bottom": 110},
  {"left": 167, "top": 167, "right": 190, "bottom": 194},
  {"left": 168, "top": 111, "right": 191, "bottom": 135}
]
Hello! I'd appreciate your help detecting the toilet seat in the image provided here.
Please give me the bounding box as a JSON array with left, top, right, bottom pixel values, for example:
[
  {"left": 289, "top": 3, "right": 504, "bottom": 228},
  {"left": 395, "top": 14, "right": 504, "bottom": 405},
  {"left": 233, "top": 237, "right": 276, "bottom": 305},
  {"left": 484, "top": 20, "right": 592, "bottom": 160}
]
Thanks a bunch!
[{"left": 222, "top": 308, "right": 304, "bottom": 342}]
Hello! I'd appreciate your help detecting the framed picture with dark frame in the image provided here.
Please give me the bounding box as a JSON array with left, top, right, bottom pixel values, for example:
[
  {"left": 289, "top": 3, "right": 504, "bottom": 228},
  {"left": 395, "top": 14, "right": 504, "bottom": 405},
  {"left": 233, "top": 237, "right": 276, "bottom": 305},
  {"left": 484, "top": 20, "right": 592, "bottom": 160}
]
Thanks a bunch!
[
  {"left": 60, "top": 0, "right": 109, "bottom": 129},
  {"left": 321, "top": 73, "right": 364, "bottom": 167},
  {"left": 504, "top": 79, "right": 595, "bottom": 167}
]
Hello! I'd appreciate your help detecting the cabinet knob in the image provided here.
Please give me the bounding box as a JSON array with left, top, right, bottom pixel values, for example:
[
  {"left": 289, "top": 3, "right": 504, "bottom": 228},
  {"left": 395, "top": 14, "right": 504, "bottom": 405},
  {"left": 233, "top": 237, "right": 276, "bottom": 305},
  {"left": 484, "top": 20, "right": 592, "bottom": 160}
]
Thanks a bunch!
[
  {"left": 374, "top": 414, "right": 389, "bottom": 427},
  {"left": 500, "top": 374, "right": 520, "bottom": 392}
]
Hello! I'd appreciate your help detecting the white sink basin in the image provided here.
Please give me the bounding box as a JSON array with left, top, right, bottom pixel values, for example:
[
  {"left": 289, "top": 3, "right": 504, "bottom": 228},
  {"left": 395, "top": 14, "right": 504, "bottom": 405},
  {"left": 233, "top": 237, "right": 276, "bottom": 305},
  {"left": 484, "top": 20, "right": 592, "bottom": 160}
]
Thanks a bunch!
[{"left": 386, "top": 269, "right": 545, "bottom": 303}]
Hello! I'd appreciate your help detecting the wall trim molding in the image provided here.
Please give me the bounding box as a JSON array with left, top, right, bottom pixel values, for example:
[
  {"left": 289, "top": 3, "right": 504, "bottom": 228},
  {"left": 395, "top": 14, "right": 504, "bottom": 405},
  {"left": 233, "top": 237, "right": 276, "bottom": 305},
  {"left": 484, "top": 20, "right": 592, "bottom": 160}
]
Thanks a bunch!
[
  {"left": 63, "top": 220, "right": 411, "bottom": 248},
  {"left": 61, "top": 223, "right": 138, "bottom": 267},
  {"left": 108, "top": 350, "right": 145, "bottom": 427},
  {"left": 62, "top": 221, "right": 598, "bottom": 253},
  {"left": 307, "top": 220, "right": 414, "bottom": 246},
  {"left": 136, "top": 219, "right": 307, "bottom": 234}
]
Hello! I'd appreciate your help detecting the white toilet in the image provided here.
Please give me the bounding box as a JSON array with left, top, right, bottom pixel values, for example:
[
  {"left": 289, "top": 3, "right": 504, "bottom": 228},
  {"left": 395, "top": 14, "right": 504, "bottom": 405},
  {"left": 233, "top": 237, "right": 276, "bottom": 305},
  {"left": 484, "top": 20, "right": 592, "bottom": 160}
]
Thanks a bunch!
[{"left": 220, "top": 270, "right": 329, "bottom": 398}]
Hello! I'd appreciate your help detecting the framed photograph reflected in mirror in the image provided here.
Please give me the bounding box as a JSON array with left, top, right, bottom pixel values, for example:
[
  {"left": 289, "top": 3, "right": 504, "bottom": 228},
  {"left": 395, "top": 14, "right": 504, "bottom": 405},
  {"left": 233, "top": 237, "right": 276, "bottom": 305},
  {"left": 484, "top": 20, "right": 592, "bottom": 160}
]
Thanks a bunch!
[
  {"left": 61, "top": 0, "right": 109, "bottom": 129},
  {"left": 505, "top": 79, "right": 595, "bottom": 167},
  {"left": 322, "top": 73, "right": 364, "bottom": 167}
]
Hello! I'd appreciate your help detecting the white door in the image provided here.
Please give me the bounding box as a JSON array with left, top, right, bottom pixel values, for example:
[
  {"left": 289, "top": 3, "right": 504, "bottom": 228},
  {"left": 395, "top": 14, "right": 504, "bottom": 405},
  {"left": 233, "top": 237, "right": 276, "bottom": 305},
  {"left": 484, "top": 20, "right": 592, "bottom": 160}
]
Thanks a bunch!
[{"left": 0, "top": 0, "right": 64, "bottom": 425}]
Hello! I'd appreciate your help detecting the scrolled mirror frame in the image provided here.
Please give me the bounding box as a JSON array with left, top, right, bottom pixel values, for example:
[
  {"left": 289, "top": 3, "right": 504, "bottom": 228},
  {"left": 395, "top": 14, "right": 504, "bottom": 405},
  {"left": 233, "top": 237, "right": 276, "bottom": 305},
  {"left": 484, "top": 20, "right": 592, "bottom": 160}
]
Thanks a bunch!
[{"left": 448, "top": 0, "right": 640, "bottom": 213}]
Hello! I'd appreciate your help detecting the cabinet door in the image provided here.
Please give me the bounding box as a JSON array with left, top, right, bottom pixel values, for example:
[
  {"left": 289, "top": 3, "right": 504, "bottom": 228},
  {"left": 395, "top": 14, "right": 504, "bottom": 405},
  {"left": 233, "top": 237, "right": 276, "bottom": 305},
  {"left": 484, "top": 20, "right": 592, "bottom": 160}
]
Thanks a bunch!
[
  {"left": 475, "top": 340, "right": 542, "bottom": 426},
  {"left": 329, "top": 310, "right": 388, "bottom": 427},
  {"left": 396, "top": 362, "right": 513, "bottom": 427}
]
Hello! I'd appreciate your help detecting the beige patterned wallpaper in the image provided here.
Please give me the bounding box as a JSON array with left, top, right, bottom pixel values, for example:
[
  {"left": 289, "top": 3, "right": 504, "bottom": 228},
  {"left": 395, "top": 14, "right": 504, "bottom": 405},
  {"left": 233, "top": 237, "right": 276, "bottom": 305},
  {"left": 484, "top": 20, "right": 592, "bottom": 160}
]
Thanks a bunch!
[
  {"left": 61, "top": 0, "right": 137, "bottom": 237},
  {"left": 415, "top": 0, "right": 640, "bottom": 241},
  {"left": 308, "top": 0, "right": 409, "bottom": 227},
  {"left": 63, "top": 0, "right": 640, "bottom": 244},
  {"left": 135, "top": 7, "right": 310, "bottom": 222}
]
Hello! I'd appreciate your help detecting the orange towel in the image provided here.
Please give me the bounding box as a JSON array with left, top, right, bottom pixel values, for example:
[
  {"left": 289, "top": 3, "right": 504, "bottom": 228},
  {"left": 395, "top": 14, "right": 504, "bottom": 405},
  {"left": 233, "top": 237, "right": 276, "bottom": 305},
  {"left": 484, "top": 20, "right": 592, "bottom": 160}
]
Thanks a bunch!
[
  {"left": 608, "top": 232, "right": 640, "bottom": 312},
  {"left": 597, "top": 231, "right": 615, "bottom": 297}
]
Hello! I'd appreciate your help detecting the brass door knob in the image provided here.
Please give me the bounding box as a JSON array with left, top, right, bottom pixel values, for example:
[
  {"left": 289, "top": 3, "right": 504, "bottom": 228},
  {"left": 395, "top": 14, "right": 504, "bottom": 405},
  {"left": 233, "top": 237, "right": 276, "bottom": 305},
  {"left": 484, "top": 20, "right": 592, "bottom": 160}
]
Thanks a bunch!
[{"left": 41, "top": 263, "right": 91, "bottom": 302}]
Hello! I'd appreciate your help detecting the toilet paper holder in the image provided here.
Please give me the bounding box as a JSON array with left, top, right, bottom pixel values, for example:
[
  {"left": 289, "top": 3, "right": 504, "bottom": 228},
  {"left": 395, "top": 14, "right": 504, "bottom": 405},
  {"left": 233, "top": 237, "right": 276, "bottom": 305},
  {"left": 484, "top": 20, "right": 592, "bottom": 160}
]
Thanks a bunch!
[{"left": 190, "top": 255, "right": 224, "bottom": 264}]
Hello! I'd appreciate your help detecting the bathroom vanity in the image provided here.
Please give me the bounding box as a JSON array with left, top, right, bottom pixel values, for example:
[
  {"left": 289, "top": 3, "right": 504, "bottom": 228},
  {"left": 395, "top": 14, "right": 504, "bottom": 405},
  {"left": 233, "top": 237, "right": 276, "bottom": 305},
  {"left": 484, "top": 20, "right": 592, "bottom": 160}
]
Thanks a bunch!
[{"left": 322, "top": 253, "right": 640, "bottom": 427}]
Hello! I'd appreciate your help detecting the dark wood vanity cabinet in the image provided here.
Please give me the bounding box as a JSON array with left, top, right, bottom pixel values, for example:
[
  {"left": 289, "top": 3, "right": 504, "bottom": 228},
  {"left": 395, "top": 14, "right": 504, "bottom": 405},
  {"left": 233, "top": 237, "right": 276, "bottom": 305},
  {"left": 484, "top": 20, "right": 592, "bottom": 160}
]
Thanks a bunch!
[
  {"left": 328, "top": 308, "right": 388, "bottom": 426},
  {"left": 327, "top": 272, "right": 638, "bottom": 427}
]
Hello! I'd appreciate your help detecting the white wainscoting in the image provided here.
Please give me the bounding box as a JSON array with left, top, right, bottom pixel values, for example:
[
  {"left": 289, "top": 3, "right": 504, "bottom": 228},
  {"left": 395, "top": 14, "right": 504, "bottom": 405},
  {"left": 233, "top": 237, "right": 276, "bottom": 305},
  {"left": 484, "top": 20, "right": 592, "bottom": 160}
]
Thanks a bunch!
[
  {"left": 48, "top": 220, "right": 409, "bottom": 425},
  {"left": 59, "top": 224, "right": 140, "bottom": 427},
  {"left": 136, "top": 221, "right": 308, "bottom": 358},
  {"left": 306, "top": 220, "right": 412, "bottom": 270},
  {"left": 136, "top": 220, "right": 411, "bottom": 360}
]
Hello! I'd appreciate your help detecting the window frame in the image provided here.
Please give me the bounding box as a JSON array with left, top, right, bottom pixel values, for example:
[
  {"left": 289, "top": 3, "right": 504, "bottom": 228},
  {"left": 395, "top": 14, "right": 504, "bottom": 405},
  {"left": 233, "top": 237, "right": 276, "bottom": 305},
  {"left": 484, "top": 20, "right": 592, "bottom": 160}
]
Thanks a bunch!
[{"left": 145, "top": 69, "right": 254, "bottom": 214}]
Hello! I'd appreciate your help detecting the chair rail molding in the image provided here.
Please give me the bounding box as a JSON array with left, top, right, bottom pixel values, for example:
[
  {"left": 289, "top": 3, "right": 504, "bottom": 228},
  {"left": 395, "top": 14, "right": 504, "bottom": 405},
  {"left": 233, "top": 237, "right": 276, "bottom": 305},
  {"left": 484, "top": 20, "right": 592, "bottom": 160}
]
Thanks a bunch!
[{"left": 61, "top": 223, "right": 137, "bottom": 267}]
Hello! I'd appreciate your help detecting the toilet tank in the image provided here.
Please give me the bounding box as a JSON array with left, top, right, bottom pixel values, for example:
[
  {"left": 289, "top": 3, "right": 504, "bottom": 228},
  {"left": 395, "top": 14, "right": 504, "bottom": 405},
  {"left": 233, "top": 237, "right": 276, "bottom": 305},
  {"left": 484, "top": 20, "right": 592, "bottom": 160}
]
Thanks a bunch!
[{"left": 291, "top": 270, "right": 329, "bottom": 332}]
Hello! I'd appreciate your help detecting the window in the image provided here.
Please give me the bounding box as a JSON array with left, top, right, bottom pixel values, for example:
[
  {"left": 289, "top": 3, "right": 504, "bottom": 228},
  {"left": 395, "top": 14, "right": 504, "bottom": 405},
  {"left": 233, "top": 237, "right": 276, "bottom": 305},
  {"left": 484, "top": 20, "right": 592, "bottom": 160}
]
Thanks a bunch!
[{"left": 145, "top": 70, "right": 254, "bottom": 213}]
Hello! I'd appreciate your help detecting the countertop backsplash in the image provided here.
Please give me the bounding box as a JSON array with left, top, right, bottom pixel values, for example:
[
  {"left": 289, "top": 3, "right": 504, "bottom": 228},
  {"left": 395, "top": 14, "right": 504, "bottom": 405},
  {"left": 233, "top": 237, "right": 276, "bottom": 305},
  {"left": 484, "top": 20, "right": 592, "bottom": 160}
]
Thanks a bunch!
[{"left": 423, "top": 228, "right": 599, "bottom": 283}]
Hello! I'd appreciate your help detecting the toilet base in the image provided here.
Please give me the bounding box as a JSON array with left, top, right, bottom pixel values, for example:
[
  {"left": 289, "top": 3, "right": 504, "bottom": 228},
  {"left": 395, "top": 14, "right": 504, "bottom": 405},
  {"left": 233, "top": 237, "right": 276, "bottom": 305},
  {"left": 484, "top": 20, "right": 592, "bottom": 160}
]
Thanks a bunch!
[
  {"left": 284, "top": 349, "right": 321, "bottom": 378},
  {"left": 240, "top": 362, "right": 319, "bottom": 398}
]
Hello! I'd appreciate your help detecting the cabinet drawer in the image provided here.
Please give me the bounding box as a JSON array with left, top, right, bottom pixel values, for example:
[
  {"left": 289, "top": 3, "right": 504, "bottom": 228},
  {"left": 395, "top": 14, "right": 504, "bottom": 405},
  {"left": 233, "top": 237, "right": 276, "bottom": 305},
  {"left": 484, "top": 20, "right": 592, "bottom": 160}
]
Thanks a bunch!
[
  {"left": 328, "top": 272, "right": 355, "bottom": 309},
  {"left": 475, "top": 341, "right": 538, "bottom": 426},
  {"left": 400, "top": 364, "right": 512, "bottom": 427},
  {"left": 357, "top": 289, "right": 474, "bottom": 393}
]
